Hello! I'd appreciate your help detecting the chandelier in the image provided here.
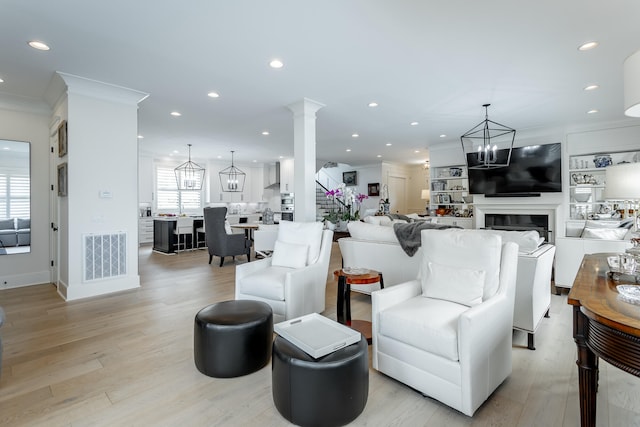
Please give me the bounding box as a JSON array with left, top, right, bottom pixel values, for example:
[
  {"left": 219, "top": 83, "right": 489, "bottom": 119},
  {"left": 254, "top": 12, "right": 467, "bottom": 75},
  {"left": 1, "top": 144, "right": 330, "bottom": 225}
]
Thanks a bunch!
[
  {"left": 219, "top": 150, "right": 246, "bottom": 192},
  {"left": 174, "top": 144, "right": 205, "bottom": 190},
  {"left": 460, "top": 104, "right": 515, "bottom": 169}
]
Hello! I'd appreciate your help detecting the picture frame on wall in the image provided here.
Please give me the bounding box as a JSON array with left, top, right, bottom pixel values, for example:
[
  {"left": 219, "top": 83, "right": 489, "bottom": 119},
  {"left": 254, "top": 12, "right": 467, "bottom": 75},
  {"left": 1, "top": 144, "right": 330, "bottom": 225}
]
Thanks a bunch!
[
  {"left": 368, "top": 182, "right": 380, "bottom": 196},
  {"left": 343, "top": 171, "right": 357, "bottom": 186},
  {"left": 58, "top": 120, "right": 68, "bottom": 157},
  {"left": 57, "top": 162, "right": 68, "bottom": 197}
]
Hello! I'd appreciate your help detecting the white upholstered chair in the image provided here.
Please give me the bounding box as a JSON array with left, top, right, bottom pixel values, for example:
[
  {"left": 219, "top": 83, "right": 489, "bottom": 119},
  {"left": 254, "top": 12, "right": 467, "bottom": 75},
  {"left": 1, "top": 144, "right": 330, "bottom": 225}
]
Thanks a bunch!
[
  {"left": 235, "top": 221, "right": 333, "bottom": 323},
  {"left": 372, "top": 229, "right": 518, "bottom": 417}
]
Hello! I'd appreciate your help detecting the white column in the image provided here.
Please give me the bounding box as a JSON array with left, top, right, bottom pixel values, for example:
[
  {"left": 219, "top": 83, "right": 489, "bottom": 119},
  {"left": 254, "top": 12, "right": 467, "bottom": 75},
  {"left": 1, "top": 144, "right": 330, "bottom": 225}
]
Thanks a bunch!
[
  {"left": 46, "top": 72, "right": 149, "bottom": 300},
  {"left": 287, "top": 98, "right": 325, "bottom": 222}
]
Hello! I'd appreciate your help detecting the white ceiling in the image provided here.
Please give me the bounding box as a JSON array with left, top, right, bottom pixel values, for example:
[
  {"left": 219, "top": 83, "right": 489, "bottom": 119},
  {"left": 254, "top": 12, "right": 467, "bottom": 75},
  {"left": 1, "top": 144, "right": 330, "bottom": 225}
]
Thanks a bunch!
[{"left": 1, "top": 1, "right": 639, "bottom": 166}]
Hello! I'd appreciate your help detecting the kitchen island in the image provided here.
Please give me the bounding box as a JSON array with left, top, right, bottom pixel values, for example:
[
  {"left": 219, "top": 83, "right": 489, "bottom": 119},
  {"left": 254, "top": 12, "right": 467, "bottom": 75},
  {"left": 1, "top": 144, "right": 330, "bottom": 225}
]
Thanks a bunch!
[{"left": 153, "top": 216, "right": 203, "bottom": 254}]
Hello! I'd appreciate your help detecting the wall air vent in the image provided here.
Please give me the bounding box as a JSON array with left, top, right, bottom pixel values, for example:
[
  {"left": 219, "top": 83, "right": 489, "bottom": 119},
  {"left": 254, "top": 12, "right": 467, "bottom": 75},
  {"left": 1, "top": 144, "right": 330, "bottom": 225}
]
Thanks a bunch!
[{"left": 83, "top": 232, "right": 127, "bottom": 282}]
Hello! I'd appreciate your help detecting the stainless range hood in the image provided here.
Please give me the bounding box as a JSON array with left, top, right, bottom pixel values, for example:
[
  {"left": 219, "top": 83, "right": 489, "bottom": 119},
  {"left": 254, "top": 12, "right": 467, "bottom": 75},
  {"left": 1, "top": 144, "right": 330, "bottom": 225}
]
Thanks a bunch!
[{"left": 264, "top": 162, "right": 280, "bottom": 189}]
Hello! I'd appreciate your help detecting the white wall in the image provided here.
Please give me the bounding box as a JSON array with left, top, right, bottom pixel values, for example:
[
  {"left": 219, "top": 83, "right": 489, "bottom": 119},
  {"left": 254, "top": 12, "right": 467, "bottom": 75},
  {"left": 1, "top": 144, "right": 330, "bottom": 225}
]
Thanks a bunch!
[{"left": 0, "top": 107, "right": 51, "bottom": 289}]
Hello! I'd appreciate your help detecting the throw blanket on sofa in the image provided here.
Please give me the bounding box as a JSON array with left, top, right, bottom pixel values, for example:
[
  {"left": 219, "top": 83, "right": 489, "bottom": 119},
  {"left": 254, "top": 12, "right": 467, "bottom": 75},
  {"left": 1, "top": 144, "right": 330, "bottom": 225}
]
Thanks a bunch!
[{"left": 393, "top": 222, "right": 462, "bottom": 256}]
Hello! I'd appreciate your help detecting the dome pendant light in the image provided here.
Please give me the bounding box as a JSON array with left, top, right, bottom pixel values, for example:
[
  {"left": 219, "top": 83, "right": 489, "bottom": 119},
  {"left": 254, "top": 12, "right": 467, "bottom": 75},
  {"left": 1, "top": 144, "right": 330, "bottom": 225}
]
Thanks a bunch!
[
  {"left": 219, "top": 150, "right": 246, "bottom": 192},
  {"left": 174, "top": 144, "right": 205, "bottom": 190},
  {"left": 460, "top": 104, "right": 516, "bottom": 169}
]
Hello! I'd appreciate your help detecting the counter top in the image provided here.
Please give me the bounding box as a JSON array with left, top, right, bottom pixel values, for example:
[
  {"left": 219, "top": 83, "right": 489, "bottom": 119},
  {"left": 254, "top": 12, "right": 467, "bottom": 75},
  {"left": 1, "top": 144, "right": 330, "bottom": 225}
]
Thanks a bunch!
[{"left": 153, "top": 216, "right": 203, "bottom": 221}]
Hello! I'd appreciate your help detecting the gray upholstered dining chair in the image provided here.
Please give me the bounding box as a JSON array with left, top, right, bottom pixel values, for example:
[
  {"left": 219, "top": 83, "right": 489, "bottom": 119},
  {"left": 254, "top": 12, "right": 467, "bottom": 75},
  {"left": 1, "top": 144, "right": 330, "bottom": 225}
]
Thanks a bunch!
[{"left": 203, "top": 207, "right": 252, "bottom": 266}]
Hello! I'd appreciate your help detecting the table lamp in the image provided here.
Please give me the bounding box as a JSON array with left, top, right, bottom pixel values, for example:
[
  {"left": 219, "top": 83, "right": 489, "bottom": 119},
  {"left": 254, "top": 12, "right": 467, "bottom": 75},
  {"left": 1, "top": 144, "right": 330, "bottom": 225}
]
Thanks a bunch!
[
  {"left": 421, "top": 189, "right": 430, "bottom": 212},
  {"left": 605, "top": 163, "right": 640, "bottom": 257},
  {"left": 605, "top": 163, "right": 640, "bottom": 230}
]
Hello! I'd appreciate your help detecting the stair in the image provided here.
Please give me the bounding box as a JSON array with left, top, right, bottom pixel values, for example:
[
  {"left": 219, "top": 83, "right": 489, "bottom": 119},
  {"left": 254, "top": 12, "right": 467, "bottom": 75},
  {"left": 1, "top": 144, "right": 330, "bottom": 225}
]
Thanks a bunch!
[{"left": 316, "top": 183, "right": 341, "bottom": 222}]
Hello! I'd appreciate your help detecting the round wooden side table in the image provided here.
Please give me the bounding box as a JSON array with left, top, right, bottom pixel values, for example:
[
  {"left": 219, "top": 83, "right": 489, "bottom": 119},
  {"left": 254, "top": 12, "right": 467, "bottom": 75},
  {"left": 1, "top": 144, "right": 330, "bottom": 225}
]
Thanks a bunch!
[{"left": 333, "top": 269, "right": 384, "bottom": 344}]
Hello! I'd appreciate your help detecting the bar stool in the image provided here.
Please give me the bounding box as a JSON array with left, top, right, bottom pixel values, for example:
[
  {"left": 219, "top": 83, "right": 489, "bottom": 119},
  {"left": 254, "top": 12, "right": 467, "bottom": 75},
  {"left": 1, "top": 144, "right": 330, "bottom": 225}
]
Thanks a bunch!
[
  {"left": 174, "top": 217, "right": 194, "bottom": 252},
  {"left": 195, "top": 223, "right": 206, "bottom": 249}
]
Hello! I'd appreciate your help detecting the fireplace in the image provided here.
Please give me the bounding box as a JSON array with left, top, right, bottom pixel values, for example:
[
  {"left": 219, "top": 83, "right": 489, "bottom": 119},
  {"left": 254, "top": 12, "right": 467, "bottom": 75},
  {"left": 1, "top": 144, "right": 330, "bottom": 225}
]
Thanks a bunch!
[
  {"left": 485, "top": 214, "right": 550, "bottom": 242},
  {"left": 473, "top": 199, "right": 561, "bottom": 244}
]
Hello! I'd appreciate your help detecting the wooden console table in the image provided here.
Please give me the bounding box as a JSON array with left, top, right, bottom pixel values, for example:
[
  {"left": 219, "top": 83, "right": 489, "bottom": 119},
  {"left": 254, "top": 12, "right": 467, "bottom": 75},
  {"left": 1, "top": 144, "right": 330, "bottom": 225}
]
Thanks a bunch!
[
  {"left": 568, "top": 253, "right": 640, "bottom": 427},
  {"left": 334, "top": 269, "right": 384, "bottom": 344}
]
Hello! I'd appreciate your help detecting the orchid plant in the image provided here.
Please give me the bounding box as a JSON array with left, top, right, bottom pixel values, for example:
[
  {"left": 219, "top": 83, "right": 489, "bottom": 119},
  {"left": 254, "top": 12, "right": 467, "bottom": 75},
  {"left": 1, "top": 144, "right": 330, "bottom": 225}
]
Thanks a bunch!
[{"left": 324, "top": 183, "right": 368, "bottom": 223}]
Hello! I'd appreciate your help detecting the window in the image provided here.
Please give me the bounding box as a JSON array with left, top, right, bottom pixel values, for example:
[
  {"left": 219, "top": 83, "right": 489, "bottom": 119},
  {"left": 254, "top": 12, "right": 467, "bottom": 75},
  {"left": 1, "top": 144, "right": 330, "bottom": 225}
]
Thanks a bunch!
[
  {"left": 0, "top": 169, "right": 30, "bottom": 218},
  {"left": 156, "top": 165, "right": 202, "bottom": 210}
]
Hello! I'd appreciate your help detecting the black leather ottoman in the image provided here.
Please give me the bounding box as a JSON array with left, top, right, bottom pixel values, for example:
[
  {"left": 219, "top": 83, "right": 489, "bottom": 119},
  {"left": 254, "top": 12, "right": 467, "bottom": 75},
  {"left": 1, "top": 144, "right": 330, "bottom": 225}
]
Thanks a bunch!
[
  {"left": 272, "top": 335, "right": 369, "bottom": 427},
  {"left": 194, "top": 300, "right": 273, "bottom": 378}
]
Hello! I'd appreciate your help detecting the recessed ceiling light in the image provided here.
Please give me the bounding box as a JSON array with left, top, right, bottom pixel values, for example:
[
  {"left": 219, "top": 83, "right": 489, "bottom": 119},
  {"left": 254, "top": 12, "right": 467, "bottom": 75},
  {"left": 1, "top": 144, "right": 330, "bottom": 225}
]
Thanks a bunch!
[
  {"left": 439, "top": 134, "right": 447, "bottom": 138},
  {"left": 376, "top": 154, "right": 382, "bottom": 158},
  {"left": 252, "top": 160, "right": 257, "bottom": 163},
  {"left": 137, "top": 135, "right": 144, "bottom": 139},
  {"left": 346, "top": 149, "right": 351, "bottom": 152},
  {"left": 0, "top": 77, "right": 4, "bottom": 83},
  {"left": 414, "top": 150, "right": 420, "bottom": 153},
  {"left": 262, "top": 131, "right": 270, "bottom": 136},
  {"left": 587, "top": 109, "right": 599, "bottom": 114},
  {"left": 578, "top": 41, "right": 598, "bottom": 51},
  {"left": 351, "top": 133, "right": 359, "bottom": 138},
  {"left": 269, "top": 59, "right": 284, "bottom": 69},
  {"left": 207, "top": 91, "right": 220, "bottom": 98},
  {"left": 410, "top": 122, "right": 419, "bottom": 126},
  {"left": 368, "top": 102, "right": 378, "bottom": 108},
  {"left": 173, "top": 150, "right": 179, "bottom": 154},
  {"left": 28, "top": 40, "right": 50, "bottom": 51},
  {"left": 386, "top": 143, "right": 392, "bottom": 146},
  {"left": 279, "top": 155, "right": 284, "bottom": 159},
  {"left": 584, "top": 84, "right": 599, "bottom": 91},
  {"left": 170, "top": 111, "right": 181, "bottom": 117}
]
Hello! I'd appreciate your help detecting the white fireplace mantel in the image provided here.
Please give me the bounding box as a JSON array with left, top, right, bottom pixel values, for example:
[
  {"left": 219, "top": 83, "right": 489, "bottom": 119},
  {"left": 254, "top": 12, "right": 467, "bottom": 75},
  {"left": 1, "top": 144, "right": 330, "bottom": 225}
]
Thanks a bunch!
[{"left": 474, "top": 197, "right": 563, "bottom": 244}]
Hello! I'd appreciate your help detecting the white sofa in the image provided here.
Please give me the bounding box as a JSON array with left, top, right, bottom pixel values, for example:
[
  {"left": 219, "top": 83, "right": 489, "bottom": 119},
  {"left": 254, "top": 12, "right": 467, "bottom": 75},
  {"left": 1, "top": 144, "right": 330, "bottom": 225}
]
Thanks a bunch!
[
  {"left": 554, "top": 219, "right": 634, "bottom": 292},
  {"left": 339, "top": 221, "right": 556, "bottom": 349}
]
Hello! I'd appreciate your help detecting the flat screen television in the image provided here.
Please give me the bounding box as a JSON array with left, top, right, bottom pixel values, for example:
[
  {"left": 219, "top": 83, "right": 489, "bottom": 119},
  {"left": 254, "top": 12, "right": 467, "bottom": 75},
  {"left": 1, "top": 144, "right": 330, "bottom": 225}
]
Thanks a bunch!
[{"left": 467, "top": 142, "right": 562, "bottom": 196}]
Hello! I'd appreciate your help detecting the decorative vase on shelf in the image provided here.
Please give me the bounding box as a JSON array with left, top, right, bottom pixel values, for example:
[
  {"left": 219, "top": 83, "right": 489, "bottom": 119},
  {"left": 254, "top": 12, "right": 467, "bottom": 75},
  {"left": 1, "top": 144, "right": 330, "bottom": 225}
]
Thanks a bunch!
[
  {"left": 336, "top": 220, "right": 349, "bottom": 232},
  {"left": 593, "top": 154, "right": 612, "bottom": 168},
  {"left": 325, "top": 220, "right": 336, "bottom": 231}
]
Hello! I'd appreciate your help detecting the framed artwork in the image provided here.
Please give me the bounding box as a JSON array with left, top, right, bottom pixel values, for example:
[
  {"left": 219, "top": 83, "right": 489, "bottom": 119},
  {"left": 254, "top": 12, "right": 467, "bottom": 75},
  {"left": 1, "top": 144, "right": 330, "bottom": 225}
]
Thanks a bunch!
[
  {"left": 343, "top": 171, "right": 357, "bottom": 186},
  {"left": 368, "top": 182, "right": 380, "bottom": 196},
  {"left": 57, "top": 162, "right": 68, "bottom": 197},
  {"left": 58, "top": 120, "right": 68, "bottom": 157}
]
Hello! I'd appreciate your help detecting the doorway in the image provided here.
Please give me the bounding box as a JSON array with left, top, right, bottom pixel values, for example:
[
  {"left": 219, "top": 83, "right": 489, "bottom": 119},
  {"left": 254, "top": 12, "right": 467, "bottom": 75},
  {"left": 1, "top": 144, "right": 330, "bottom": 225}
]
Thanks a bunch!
[{"left": 387, "top": 176, "right": 406, "bottom": 214}]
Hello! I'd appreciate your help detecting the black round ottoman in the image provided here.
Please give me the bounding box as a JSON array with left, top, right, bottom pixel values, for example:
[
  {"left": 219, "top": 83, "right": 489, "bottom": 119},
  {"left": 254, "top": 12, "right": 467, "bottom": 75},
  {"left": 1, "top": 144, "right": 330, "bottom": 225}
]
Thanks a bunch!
[
  {"left": 194, "top": 300, "right": 273, "bottom": 378},
  {"left": 272, "top": 335, "right": 369, "bottom": 427}
]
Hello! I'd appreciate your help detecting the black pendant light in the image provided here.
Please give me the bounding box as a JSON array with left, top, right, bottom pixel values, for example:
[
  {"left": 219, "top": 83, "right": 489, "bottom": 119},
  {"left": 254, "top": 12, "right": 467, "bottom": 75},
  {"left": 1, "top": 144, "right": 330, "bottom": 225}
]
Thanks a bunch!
[
  {"left": 460, "top": 104, "right": 515, "bottom": 169},
  {"left": 219, "top": 150, "right": 246, "bottom": 192},
  {"left": 174, "top": 144, "right": 205, "bottom": 190}
]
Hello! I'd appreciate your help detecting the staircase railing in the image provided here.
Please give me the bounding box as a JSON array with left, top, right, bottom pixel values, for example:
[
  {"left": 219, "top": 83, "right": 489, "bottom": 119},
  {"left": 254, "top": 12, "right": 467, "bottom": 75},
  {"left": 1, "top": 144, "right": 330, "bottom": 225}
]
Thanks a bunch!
[{"left": 316, "top": 180, "right": 347, "bottom": 219}]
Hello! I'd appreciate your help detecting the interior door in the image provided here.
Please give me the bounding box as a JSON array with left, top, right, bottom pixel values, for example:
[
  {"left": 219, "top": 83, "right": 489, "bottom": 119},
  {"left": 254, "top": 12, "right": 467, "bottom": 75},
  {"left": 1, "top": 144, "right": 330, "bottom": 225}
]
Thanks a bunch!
[{"left": 388, "top": 176, "right": 407, "bottom": 214}]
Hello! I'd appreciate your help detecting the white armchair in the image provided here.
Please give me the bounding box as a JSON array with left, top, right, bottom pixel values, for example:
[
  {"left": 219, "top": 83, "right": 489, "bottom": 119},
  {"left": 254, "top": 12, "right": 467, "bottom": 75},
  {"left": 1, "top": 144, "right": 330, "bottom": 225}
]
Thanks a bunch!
[
  {"left": 235, "top": 221, "right": 333, "bottom": 323},
  {"left": 372, "top": 229, "right": 518, "bottom": 416}
]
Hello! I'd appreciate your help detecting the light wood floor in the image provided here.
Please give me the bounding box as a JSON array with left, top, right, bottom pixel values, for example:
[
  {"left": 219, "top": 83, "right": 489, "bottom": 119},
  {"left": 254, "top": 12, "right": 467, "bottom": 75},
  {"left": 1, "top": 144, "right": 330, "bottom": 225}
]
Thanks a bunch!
[{"left": 1, "top": 244, "right": 640, "bottom": 426}]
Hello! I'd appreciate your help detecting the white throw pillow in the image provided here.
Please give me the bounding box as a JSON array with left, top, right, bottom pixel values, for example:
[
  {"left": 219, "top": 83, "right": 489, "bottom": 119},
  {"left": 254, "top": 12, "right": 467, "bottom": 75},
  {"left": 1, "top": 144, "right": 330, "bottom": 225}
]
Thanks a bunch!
[
  {"left": 277, "top": 220, "right": 323, "bottom": 264},
  {"left": 224, "top": 220, "right": 233, "bottom": 235},
  {"left": 584, "top": 220, "right": 622, "bottom": 229},
  {"left": 347, "top": 221, "right": 398, "bottom": 243},
  {"left": 581, "top": 227, "right": 628, "bottom": 240},
  {"left": 364, "top": 215, "right": 382, "bottom": 225},
  {"left": 422, "top": 261, "right": 486, "bottom": 306},
  {"left": 271, "top": 240, "right": 309, "bottom": 268},
  {"left": 488, "top": 230, "right": 542, "bottom": 253}
]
